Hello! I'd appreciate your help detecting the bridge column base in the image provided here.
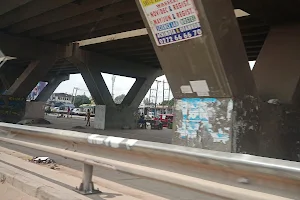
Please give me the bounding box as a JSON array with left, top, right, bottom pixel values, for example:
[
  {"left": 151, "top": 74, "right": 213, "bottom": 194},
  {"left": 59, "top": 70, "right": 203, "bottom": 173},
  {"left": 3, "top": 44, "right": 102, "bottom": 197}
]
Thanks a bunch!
[
  {"left": 23, "top": 101, "right": 45, "bottom": 120},
  {"left": 173, "top": 96, "right": 260, "bottom": 154},
  {"left": 105, "top": 106, "right": 138, "bottom": 129},
  {"left": 94, "top": 105, "right": 138, "bottom": 130},
  {"left": 259, "top": 103, "right": 300, "bottom": 161}
]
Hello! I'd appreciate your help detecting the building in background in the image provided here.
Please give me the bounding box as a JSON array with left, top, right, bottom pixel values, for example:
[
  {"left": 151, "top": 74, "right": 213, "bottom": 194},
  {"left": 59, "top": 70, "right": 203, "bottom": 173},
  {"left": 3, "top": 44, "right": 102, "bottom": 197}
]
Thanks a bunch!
[
  {"left": 49, "top": 93, "right": 73, "bottom": 104},
  {"left": 138, "top": 104, "right": 174, "bottom": 117},
  {"left": 46, "top": 93, "right": 75, "bottom": 113}
]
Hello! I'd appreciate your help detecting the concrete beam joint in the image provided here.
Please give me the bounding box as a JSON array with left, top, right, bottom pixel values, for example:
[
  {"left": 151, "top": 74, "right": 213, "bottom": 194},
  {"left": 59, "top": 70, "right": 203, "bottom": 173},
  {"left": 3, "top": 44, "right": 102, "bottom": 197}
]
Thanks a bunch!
[{"left": 0, "top": 31, "right": 73, "bottom": 60}]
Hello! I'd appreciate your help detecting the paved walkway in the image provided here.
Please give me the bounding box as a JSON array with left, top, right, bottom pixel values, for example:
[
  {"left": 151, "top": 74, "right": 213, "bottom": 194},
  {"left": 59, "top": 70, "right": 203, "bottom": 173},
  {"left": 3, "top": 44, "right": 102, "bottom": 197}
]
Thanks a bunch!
[
  {"left": 33, "top": 115, "right": 173, "bottom": 144},
  {"left": 1, "top": 182, "right": 38, "bottom": 200}
]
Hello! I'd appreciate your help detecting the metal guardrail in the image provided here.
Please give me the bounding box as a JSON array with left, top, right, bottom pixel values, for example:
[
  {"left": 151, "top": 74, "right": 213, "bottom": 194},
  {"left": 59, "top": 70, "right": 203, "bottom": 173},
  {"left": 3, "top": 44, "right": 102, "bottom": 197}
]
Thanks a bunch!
[{"left": 0, "top": 122, "right": 299, "bottom": 199}]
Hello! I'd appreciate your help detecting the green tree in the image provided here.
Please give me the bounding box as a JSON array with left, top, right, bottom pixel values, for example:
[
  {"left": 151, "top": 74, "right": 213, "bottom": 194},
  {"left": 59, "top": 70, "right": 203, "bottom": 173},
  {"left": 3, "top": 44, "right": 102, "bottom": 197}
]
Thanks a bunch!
[
  {"left": 74, "top": 95, "right": 91, "bottom": 107},
  {"left": 114, "top": 94, "right": 126, "bottom": 104},
  {"left": 160, "top": 98, "right": 175, "bottom": 106}
]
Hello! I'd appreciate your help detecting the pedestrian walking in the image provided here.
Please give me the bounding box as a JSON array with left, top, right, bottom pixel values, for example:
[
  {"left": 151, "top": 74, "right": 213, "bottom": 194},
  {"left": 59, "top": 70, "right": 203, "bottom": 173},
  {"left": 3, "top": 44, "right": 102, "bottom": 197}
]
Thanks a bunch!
[
  {"left": 86, "top": 109, "right": 91, "bottom": 126},
  {"left": 67, "top": 106, "right": 70, "bottom": 118}
]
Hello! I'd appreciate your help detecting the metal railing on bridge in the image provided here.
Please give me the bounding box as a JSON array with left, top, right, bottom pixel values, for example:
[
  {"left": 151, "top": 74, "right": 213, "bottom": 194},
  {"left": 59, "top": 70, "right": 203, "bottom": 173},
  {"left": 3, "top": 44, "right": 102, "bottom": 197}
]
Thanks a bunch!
[{"left": 0, "top": 123, "right": 299, "bottom": 200}]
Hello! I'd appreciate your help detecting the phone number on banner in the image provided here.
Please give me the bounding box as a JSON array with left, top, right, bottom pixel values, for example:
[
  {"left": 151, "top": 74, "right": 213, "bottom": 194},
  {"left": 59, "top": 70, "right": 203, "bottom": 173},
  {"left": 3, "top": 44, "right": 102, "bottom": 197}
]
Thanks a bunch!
[{"left": 156, "top": 28, "right": 202, "bottom": 45}]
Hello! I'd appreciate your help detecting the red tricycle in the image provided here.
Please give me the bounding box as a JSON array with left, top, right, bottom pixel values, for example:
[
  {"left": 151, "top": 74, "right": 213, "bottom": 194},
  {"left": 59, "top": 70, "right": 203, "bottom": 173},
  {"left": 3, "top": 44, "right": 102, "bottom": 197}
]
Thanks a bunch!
[{"left": 154, "top": 114, "right": 174, "bottom": 128}]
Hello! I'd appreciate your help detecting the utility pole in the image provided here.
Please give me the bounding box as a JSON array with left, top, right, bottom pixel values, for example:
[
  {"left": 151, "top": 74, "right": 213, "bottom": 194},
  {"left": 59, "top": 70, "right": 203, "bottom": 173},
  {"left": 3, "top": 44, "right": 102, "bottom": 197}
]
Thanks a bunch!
[
  {"left": 162, "top": 80, "right": 165, "bottom": 113},
  {"left": 149, "top": 88, "right": 152, "bottom": 104},
  {"left": 154, "top": 80, "right": 161, "bottom": 116},
  {"left": 72, "top": 87, "right": 79, "bottom": 104},
  {"left": 72, "top": 88, "right": 75, "bottom": 101},
  {"left": 167, "top": 86, "right": 171, "bottom": 103},
  {"left": 168, "top": 85, "right": 173, "bottom": 113},
  {"left": 148, "top": 88, "right": 155, "bottom": 116},
  {"left": 161, "top": 80, "right": 171, "bottom": 114},
  {"left": 111, "top": 75, "right": 116, "bottom": 100}
]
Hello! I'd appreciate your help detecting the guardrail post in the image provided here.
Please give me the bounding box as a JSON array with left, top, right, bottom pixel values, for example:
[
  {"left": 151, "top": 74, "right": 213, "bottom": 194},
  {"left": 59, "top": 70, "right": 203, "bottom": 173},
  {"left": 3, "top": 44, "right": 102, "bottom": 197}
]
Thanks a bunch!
[{"left": 75, "top": 163, "right": 101, "bottom": 195}]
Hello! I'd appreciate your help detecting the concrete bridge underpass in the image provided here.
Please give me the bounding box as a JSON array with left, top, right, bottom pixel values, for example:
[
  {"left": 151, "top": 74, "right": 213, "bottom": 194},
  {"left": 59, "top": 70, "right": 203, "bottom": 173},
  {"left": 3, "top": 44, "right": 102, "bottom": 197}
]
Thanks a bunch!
[{"left": 0, "top": 0, "right": 300, "bottom": 161}]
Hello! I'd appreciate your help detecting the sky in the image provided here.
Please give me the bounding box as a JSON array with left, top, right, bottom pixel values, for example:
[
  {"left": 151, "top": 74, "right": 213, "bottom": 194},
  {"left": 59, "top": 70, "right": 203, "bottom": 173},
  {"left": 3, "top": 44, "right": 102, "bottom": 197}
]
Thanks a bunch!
[{"left": 55, "top": 61, "right": 256, "bottom": 103}]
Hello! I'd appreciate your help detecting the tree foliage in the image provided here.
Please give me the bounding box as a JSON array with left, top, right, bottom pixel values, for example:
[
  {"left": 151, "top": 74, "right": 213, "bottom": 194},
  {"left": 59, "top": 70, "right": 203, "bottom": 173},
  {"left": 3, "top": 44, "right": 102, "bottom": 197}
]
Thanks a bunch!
[
  {"left": 114, "top": 94, "right": 126, "bottom": 104},
  {"left": 74, "top": 95, "right": 91, "bottom": 107},
  {"left": 160, "top": 98, "right": 175, "bottom": 106}
]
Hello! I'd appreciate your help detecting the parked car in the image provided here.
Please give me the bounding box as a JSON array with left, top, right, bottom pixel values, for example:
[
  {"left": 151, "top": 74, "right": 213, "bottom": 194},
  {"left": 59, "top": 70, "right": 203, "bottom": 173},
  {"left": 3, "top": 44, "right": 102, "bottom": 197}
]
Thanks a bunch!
[
  {"left": 51, "top": 107, "right": 60, "bottom": 113},
  {"left": 71, "top": 108, "right": 86, "bottom": 115},
  {"left": 71, "top": 108, "right": 80, "bottom": 115}
]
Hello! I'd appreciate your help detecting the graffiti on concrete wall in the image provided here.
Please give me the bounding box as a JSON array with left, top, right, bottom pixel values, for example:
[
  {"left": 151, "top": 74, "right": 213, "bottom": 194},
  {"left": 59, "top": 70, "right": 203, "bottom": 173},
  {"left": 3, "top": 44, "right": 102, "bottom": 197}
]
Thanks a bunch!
[
  {"left": 0, "top": 96, "right": 26, "bottom": 123},
  {"left": 174, "top": 98, "right": 233, "bottom": 151}
]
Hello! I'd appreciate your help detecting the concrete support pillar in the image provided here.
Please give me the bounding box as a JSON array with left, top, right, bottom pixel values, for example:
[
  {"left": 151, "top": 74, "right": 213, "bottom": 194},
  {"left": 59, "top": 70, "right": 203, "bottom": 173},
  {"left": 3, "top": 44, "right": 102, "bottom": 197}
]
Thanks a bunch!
[
  {"left": 36, "top": 74, "right": 69, "bottom": 102},
  {"left": 122, "top": 70, "right": 162, "bottom": 108},
  {"left": 253, "top": 25, "right": 300, "bottom": 104},
  {"left": 68, "top": 54, "right": 115, "bottom": 107},
  {"left": 136, "top": 0, "right": 260, "bottom": 153},
  {"left": 106, "top": 69, "right": 162, "bottom": 129},
  {"left": 21, "top": 73, "right": 69, "bottom": 120},
  {"left": 5, "top": 54, "right": 57, "bottom": 97},
  {"left": 251, "top": 25, "right": 300, "bottom": 161},
  {"left": 68, "top": 44, "right": 162, "bottom": 129}
]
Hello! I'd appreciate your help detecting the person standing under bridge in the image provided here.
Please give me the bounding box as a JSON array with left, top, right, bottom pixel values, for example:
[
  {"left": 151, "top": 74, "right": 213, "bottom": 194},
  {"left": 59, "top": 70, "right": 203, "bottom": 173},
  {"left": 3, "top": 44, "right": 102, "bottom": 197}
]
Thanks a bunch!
[
  {"left": 67, "top": 106, "right": 71, "bottom": 118},
  {"left": 86, "top": 109, "right": 91, "bottom": 127}
]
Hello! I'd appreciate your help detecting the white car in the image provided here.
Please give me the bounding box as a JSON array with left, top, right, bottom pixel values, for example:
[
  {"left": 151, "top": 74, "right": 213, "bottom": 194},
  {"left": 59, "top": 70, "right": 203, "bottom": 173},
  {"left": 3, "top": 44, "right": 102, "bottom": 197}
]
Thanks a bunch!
[
  {"left": 71, "top": 108, "right": 81, "bottom": 115},
  {"left": 51, "top": 107, "right": 60, "bottom": 112}
]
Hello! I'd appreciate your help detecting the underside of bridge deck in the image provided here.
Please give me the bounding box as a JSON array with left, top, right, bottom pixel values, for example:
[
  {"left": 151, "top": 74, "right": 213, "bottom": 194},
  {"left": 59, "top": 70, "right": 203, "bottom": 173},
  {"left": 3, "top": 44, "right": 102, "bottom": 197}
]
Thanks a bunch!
[
  {"left": 0, "top": 1, "right": 296, "bottom": 60},
  {"left": 0, "top": 0, "right": 299, "bottom": 76}
]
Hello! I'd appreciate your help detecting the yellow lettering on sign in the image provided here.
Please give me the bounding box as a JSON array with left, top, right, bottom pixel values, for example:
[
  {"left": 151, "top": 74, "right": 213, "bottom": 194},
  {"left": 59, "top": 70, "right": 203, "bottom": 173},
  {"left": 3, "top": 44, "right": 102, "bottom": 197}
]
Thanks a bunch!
[{"left": 141, "top": 0, "right": 163, "bottom": 7}]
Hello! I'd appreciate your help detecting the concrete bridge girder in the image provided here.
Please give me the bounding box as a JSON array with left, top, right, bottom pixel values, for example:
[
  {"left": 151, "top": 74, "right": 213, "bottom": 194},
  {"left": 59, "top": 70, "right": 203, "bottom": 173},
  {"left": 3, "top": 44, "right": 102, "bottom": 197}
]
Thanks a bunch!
[
  {"left": 0, "top": 31, "right": 158, "bottom": 100},
  {"left": 0, "top": 32, "right": 73, "bottom": 60},
  {"left": 36, "top": 74, "right": 70, "bottom": 102}
]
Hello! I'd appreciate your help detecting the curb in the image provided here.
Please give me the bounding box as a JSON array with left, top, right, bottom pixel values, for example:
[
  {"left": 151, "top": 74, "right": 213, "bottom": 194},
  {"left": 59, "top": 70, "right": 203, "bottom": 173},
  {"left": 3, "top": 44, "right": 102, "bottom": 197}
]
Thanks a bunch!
[{"left": 0, "top": 161, "right": 90, "bottom": 200}]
